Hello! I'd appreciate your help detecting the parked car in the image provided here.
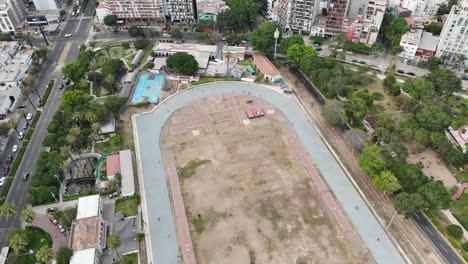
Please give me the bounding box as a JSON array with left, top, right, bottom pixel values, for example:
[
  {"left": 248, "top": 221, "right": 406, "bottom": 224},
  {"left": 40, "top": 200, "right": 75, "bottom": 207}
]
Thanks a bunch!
[
  {"left": 23, "top": 172, "right": 30, "bottom": 181},
  {"left": 49, "top": 216, "right": 59, "bottom": 225},
  {"left": 359, "top": 61, "right": 366, "bottom": 65},
  {"left": 345, "top": 51, "right": 353, "bottom": 55},
  {"left": 12, "top": 145, "right": 18, "bottom": 152},
  {"left": 18, "top": 132, "right": 24, "bottom": 140},
  {"left": 3, "top": 165, "right": 10, "bottom": 176},
  {"left": 58, "top": 224, "right": 66, "bottom": 233},
  {"left": 23, "top": 123, "right": 28, "bottom": 130},
  {"left": 0, "top": 177, "right": 5, "bottom": 186},
  {"left": 462, "top": 76, "right": 468, "bottom": 80},
  {"left": 315, "top": 48, "right": 322, "bottom": 51},
  {"left": 109, "top": 192, "right": 119, "bottom": 198},
  {"left": 65, "top": 33, "right": 72, "bottom": 38},
  {"left": 407, "top": 72, "right": 416, "bottom": 76},
  {"left": 6, "top": 155, "right": 12, "bottom": 164},
  {"left": 174, "top": 40, "right": 184, "bottom": 44},
  {"left": 397, "top": 69, "right": 405, "bottom": 74},
  {"left": 46, "top": 207, "right": 58, "bottom": 213},
  {"left": 352, "top": 59, "right": 358, "bottom": 63},
  {"left": 18, "top": 104, "right": 26, "bottom": 109},
  {"left": 26, "top": 113, "right": 33, "bottom": 120}
]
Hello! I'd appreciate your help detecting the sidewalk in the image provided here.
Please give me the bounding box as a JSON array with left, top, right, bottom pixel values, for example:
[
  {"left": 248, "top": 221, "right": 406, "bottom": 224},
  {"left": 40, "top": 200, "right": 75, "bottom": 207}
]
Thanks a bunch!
[
  {"left": 441, "top": 210, "right": 468, "bottom": 241},
  {"left": 31, "top": 200, "right": 77, "bottom": 214}
]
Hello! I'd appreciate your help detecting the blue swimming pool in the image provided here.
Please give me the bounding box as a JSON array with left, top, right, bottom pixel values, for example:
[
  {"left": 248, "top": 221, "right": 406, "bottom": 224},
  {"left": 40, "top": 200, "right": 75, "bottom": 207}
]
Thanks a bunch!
[{"left": 131, "top": 74, "right": 164, "bottom": 104}]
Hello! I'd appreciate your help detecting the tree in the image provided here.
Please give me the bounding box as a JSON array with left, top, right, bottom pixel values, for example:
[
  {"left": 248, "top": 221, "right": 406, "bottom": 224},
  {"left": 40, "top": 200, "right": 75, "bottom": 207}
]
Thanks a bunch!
[
  {"left": 391, "top": 45, "right": 405, "bottom": 54},
  {"left": 286, "top": 44, "right": 318, "bottom": 67},
  {"left": 101, "top": 59, "right": 124, "bottom": 77},
  {"left": 56, "top": 247, "right": 74, "bottom": 264},
  {"left": 34, "top": 48, "right": 48, "bottom": 61},
  {"left": 103, "top": 74, "right": 117, "bottom": 93},
  {"left": 20, "top": 33, "right": 34, "bottom": 48},
  {"left": 250, "top": 22, "right": 282, "bottom": 52},
  {"left": 225, "top": 52, "right": 232, "bottom": 77},
  {"left": 128, "top": 26, "right": 145, "bottom": 38},
  {"left": 401, "top": 78, "right": 434, "bottom": 99},
  {"left": 59, "top": 9, "right": 67, "bottom": 19},
  {"left": 311, "top": 36, "right": 324, "bottom": 45},
  {"left": 0, "top": 123, "right": 8, "bottom": 137},
  {"left": 415, "top": 105, "right": 451, "bottom": 132},
  {"left": 103, "top": 96, "right": 127, "bottom": 116},
  {"left": 359, "top": 145, "right": 386, "bottom": 177},
  {"left": 279, "top": 35, "right": 304, "bottom": 54},
  {"left": 438, "top": 0, "right": 458, "bottom": 15},
  {"left": 418, "top": 181, "right": 451, "bottom": 210},
  {"left": 134, "top": 38, "right": 151, "bottom": 49},
  {"left": 425, "top": 57, "right": 441, "bottom": 70},
  {"left": 395, "top": 192, "right": 428, "bottom": 217},
  {"left": 20, "top": 208, "right": 35, "bottom": 226},
  {"left": 108, "top": 234, "right": 122, "bottom": 260},
  {"left": 382, "top": 142, "right": 408, "bottom": 164},
  {"left": 61, "top": 90, "right": 92, "bottom": 113},
  {"left": 9, "top": 229, "right": 29, "bottom": 253},
  {"left": 373, "top": 170, "right": 401, "bottom": 194},
  {"left": 321, "top": 100, "right": 346, "bottom": 127},
  {"left": 424, "top": 22, "right": 443, "bottom": 35},
  {"left": 216, "top": 0, "right": 259, "bottom": 32},
  {"left": 169, "top": 27, "right": 184, "bottom": 39},
  {"left": 196, "top": 31, "right": 218, "bottom": 44},
  {"left": 447, "top": 225, "right": 463, "bottom": 240},
  {"left": 36, "top": 245, "right": 53, "bottom": 263},
  {"left": 7, "top": 119, "right": 19, "bottom": 136},
  {"left": 392, "top": 163, "right": 429, "bottom": 193},
  {"left": 413, "top": 128, "right": 430, "bottom": 152},
  {"left": 343, "top": 129, "right": 368, "bottom": 153},
  {"left": 372, "top": 42, "right": 385, "bottom": 53},
  {"left": 334, "top": 33, "right": 346, "bottom": 45},
  {"left": 103, "top": 15, "right": 118, "bottom": 27},
  {"left": 425, "top": 69, "right": 462, "bottom": 95},
  {"left": 226, "top": 33, "right": 244, "bottom": 46},
  {"left": 166, "top": 52, "right": 199, "bottom": 75},
  {"left": 61, "top": 61, "right": 88, "bottom": 83},
  {"left": 0, "top": 202, "right": 16, "bottom": 219}
]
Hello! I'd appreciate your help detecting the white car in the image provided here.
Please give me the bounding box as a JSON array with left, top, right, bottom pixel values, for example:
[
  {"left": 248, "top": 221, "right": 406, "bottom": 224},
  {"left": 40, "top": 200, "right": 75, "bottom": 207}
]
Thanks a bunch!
[
  {"left": 71, "top": 11, "right": 75, "bottom": 16},
  {"left": 345, "top": 51, "right": 353, "bottom": 55},
  {"left": 26, "top": 113, "right": 33, "bottom": 120},
  {"left": 18, "top": 132, "right": 24, "bottom": 140},
  {"left": 0, "top": 177, "right": 5, "bottom": 186},
  {"left": 12, "top": 145, "right": 18, "bottom": 152},
  {"left": 65, "top": 33, "right": 72, "bottom": 38}
]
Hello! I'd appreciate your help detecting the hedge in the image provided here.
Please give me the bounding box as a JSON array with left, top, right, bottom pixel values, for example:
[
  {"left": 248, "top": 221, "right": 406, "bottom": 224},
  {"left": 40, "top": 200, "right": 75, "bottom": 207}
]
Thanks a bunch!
[
  {"left": 40, "top": 80, "right": 55, "bottom": 107},
  {"left": 0, "top": 112, "right": 42, "bottom": 205},
  {"left": 447, "top": 224, "right": 463, "bottom": 240}
]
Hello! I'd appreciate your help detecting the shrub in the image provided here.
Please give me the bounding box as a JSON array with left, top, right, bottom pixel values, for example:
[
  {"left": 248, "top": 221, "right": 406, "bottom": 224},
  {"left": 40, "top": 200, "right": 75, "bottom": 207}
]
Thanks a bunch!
[
  {"left": 371, "top": 92, "right": 385, "bottom": 101},
  {"left": 134, "top": 38, "right": 151, "bottom": 49},
  {"left": 462, "top": 242, "right": 468, "bottom": 252},
  {"left": 447, "top": 224, "right": 463, "bottom": 240},
  {"left": 122, "top": 42, "right": 130, "bottom": 49}
]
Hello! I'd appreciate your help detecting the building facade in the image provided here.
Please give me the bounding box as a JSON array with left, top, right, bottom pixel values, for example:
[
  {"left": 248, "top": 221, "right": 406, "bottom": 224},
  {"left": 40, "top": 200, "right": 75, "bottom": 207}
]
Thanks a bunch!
[
  {"left": 196, "top": 0, "right": 227, "bottom": 22},
  {"left": 399, "top": 29, "right": 422, "bottom": 59},
  {"left": 400, "top": 0, "right": 442, "bottom": 17},
  {"left": 343, "top": 0, "right": 386, "bottom": 45},
  {"left": 266, "top": 0, "right": 279, "bottom": 21},
  {"left": 325, "top": 0, "right": 349, "bottom": 35},
  {"left": 0, "top": 0, "right": 27, "bottom": 33},
  {"left": 436, "top": 0, "right": 468, "bottom": 63},
  {"left": 32, "top": 0, "right": 60, "bottom": 10},
  {"left": 278, "top": 0, "right": 320, "bottom": 34},
  {"left": 96, "top": 0, "right": 165, "bottom": 24},
  {"left": 163, "top": 0, "right": 197, "bottom": 22},
  {"left": 416, "top": 31, "right": 439, "bottom": 58}
]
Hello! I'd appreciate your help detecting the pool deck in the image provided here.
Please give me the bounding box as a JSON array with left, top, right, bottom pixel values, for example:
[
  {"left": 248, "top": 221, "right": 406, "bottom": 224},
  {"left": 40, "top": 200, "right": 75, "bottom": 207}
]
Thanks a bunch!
[{"left": 131, "top": 74, "right": 164, "bottom": 104}]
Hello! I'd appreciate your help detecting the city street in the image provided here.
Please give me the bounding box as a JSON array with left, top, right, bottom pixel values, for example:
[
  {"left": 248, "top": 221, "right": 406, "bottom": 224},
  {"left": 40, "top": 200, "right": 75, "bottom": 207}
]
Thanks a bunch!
[{"left": 0, "top": 0, "right": 96, "bottom": 242}]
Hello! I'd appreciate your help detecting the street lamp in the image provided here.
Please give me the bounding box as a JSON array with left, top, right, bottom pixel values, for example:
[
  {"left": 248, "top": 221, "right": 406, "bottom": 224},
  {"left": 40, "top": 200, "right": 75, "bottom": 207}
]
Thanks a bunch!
[{"left": 274, "top": 28, "right": 280, "bottom": 58}]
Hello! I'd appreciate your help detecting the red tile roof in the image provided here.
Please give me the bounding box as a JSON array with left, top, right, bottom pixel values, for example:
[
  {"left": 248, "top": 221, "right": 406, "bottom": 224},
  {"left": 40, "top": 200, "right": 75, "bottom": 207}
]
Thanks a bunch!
[
  {"left": 252, "top": 52, "right": 280, "bottom": 77},
  {"left": 106, "top": 154, "right": 120, "bottom": 177}
]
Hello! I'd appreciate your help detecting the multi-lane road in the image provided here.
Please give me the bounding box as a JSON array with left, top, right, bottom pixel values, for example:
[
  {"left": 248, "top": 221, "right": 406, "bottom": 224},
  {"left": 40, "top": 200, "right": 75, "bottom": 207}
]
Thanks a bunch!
[{"left": 0, "top": 0, "right": 96, "bottom": 241}]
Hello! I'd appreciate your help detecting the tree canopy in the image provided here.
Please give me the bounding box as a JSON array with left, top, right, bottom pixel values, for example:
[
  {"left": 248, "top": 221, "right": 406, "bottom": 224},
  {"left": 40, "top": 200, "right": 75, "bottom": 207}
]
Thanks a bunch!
[
  {"left": 395, "top": 192, "right": 428, "bottom": 217},
  {"left": 216, "top": 0, "right": 260, "bottom": 32},
  {"left": 128, "top": 26, "right": 145, "bottom": 38},
  {"left": 372, "top": 170, "right": 401, "bottom": 194},
  {"left": 424, "top": 69, "right": 462, "bottom": 95},
  {"left": 415, "top": 105, "right": 451, "bottom": 132},
  {"left": 391, "top": 163, "right": 429, "bottom": 193},
  {"left": 279, "top": 35, "right": 304, "bottom": 54},
  {"left": 103, "top": 15, "right": 118, "bottom": 27},
  {"left": 417, "top": 181, "right": 451, "bottom": 210},
  {"left": 321, "top": 100, "right": 346, "bottom": 127},
  {"left": 61, "top": 61, "right": 88, "bottom": 83},
  {"left": 424, "top": 22, "right": 443, "bottom": 36},
  {"left": 56, "top": 247, "right": 74, "bottom": 264},
  {"left": 226, "top": 33, "right": 245, "bottom": 46},
  {"left": 166, "top": 52, "right": 199, "bottom": 75},
  {"left": 250, "top": 22, "right": 281, "bottom": 52},
  {"left": 61, "top": 90, "right": 93, "bottom": 113},
  {"left": 286, "top": 44, "right": 318, "bottom": 67},
  {"left": 359, "top": 145, "right": 386, "bottom": 177},
  {"left": 401, "top": 78, "right": 434, "bottom": 99}
]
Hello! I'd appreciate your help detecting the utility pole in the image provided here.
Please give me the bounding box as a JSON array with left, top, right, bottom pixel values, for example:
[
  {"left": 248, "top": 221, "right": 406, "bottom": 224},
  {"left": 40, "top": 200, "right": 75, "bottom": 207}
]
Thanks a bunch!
[
  {"left": 274, "top": 28, "right": 279, "bottom": 58},
  {"left": 39, "top": 26, "right": 49, "bottom": 46}
]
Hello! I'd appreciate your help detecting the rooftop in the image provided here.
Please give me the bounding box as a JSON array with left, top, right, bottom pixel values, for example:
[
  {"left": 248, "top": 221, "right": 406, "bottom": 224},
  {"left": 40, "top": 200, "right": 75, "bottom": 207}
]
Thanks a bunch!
[
  {"left": 252, "top": 52, "right": 280, "bottom": 77},
  {"left": 418, "top": 32, "right": 439, "bottom": 51},
  {"left": 400, "top": 29, "right": 423, "bottom": 46},
  {"left": 100, "top": 118, "right": 116, "bottom": 134},
  {"left": 120, "top": 150, "right": 135, "bottom": 197},
  {"left": 0, "top": 42, "right": 33, "bottom": 83},
  {"left": 106, "top": 154, "right": 121, "bottom": 178},
  {"left": 222, "top": 46, "right": 246, "bottom": 54},
  {"left": 153, "top": 43, "right": 218, "bottom": 54},
  {"left": 76, "top": 195, "right": 100, "bottom": 219},
  {"left": 70, "top": 216, "right": 102, "bottom": 251},
  {"left": 196, "top": 0, "right": 228, "bottom": 14},
  {"left": 70, "top": 248, "right": 96, "bottom": 264}
]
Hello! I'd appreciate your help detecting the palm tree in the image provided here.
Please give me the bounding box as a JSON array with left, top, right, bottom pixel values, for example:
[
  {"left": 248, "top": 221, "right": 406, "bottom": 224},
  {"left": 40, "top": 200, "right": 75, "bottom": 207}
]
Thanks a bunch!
[
  {"left": 7, "top": 119, "right": 19, "bottom": 136},
  {"left": 21, "top": 87, "right": 37, "bottom": 111},
  {"left": 104, "top": 74, "right": 116, "bottom": 93},
  {"left": 60, "top": 145, "right": 78, "bottom": 172},
  {"left": 20, "top": 208, "right": 35, "bottom": 226},
  {"left": 84, "top": 111, "right": 97, "bottom": 124},
  {"left": 89, "top": 40, "right": 98, "bottom": 50},
  {"left": 89, "top": 60, "right": 97, "bottom": 85},
  {"left": 19, "top": 110, "right": 29, "bottom": 125},
  {"left": 457, "top": 54, "right": 467, "bottom": 67},
  {"left": 71, "top": 111, "right": 84, "bottom": 127},
  {"left": 104, "top": 45, "right": 111, "bottom": 59},
  {"left": 36, "top": 245, "right": 53, "bottom": 263},
  {"left": 90, "top": 122, "right": 102, "bottom": 153},
  {"left": 0, "top": 202, "right": 17, "bottom": 219},
  {"left": 8, "top": 229, "right": 29, "bottom": 253},
  {"left": 108, "top": 234, "right": 121, "bottom": 260},
  {"left": 20, "top": 33, "right": 34, "bottom": 48},
  {"left": 225, "top": 51, "right": 232, "bottom": 78}
]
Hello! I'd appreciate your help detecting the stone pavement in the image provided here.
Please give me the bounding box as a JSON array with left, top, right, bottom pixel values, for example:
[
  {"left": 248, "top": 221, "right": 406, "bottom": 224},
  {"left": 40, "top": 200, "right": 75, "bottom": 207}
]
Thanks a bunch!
[
  {"left": 133, "top": 82, "right": 406, "bottom": 264},
  {"left": 32, "top": 214, "right": 69, "bottom": 251}
]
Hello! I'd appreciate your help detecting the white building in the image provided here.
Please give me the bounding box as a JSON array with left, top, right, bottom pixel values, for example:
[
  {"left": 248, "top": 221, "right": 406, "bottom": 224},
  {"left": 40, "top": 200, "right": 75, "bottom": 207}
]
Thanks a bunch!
[
  {"left": 387, "top": 0, "right": 402, "bottom": 9},
  {"left": 436, "top": 0, "right": 468, "bottom": 64},
  {"left": 153, "top": 43, "right": 218, "bottom": 72},
  {"left": 266, "top": 0, "right": 279, "bottom": 21},
  {"left": 96, "top": 0, "right": 165, "bottom": 24},
  {"left": 278, "top": 0, "right": 320, "bottom": 34},
  {"left": 399, "top": 29, "right": 423, "bottom": 59},
  {"left": 0, "top": 41, "right": 33, "bottom": 114},
  {"left": 400, "top": 0, "right": 443, "bottom": 17},
  {"left": 0, "top": 0, "right": 27, "bottom": 33},
  {"left": 32, "top": 0, "right": 60, "bottom": 10},
  {"left": 163, "top": 0, "right": 197, "bottom": 23},
  {"left": 344, "top": 0, "right": 387, "bottom": 46}
]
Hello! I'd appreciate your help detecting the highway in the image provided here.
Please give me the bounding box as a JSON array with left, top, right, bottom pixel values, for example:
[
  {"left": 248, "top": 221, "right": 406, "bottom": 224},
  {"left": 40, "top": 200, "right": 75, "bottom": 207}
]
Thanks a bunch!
[{"left": 0, "top": 0, "right": 96, "bottom": 241}]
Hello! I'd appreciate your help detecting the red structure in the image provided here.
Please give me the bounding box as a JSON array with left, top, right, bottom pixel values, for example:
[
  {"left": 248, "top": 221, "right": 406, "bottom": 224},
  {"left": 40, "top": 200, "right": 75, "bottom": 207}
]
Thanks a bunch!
[
  {"left": 325, "top": 0, "right": 349, "bottom": 35},
  {"left": 245, "top": 107, "right": 265, "bottom": 119}
]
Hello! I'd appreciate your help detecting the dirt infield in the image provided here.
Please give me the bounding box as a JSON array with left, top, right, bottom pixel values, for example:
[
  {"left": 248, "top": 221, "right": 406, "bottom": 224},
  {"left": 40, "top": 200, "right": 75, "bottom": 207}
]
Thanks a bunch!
[{"left": 161, "top": 95, "right": 371, "bottom": 264}]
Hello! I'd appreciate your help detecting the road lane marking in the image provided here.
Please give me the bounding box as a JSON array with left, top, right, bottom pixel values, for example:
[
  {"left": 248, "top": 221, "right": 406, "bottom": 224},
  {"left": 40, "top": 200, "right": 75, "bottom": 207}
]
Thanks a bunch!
[
  {"left": 58, "top": 42, "right": 72, "bottom": 64},
  {"left": 414, "top": 213, "right": 421, "bottom": 220},
  {"left": 16, "top": 183, "right": 20, "bottom": 191},
  {"left": 441, "top": 246, "right": 449, "bottom": 253},
  {"left": 425, "top": 226, "right": 434, "bottom": 236}
]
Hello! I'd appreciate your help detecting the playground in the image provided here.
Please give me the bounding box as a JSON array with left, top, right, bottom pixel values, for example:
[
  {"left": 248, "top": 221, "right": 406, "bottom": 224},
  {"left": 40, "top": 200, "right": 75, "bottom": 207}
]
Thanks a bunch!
[{"left": 160, "top": 95, "right": 370, "bottom": 263}]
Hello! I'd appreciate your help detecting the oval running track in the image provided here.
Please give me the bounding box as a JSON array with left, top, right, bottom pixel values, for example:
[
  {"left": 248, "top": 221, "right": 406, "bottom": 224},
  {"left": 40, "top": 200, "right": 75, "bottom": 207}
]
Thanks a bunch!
[{"left": 132, "top": 82, "right": 406, "bottom": 264}]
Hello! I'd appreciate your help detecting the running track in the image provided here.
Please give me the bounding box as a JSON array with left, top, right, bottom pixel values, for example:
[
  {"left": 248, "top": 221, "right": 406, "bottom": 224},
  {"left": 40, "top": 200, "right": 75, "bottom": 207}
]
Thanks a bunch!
[{"left": 132, "top": 82, "right": 406, "bottom": 264}]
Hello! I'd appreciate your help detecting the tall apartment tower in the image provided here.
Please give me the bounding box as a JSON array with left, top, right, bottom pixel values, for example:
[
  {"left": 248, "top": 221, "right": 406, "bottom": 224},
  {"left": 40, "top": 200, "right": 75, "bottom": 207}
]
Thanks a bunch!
[
  {"left": 278, "top": 0, "right": 320, "bottom": 34},
  {"left": 436, "top": 0, "right": 468, "bottom": 63},
  {"left": 163, "top": 0, "right": 197, "bottom": 23},
  {"left": 400, "top": 0, "right": 443, "bottom": 17},
  {"left": 97, "top": 0, "right": 165, "bottom": 23},
  {"left": 0, "top": 0, "right": 27, "bottom": 33},
  {"left": 325, "top": 0, "right": 349, "bottom": 35}
]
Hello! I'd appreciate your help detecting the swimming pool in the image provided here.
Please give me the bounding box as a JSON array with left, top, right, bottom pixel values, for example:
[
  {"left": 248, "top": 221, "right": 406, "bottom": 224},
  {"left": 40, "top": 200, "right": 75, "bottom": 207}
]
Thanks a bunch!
[{"left": 131, "top": 74, "right": 164, "bottom": 104}]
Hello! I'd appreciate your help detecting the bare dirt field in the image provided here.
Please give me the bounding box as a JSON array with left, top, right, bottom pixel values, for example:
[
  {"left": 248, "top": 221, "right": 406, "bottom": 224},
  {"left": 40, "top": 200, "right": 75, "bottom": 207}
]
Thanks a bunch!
[{"left": 161, "top": 95, "right": 371, "bottom": 264}]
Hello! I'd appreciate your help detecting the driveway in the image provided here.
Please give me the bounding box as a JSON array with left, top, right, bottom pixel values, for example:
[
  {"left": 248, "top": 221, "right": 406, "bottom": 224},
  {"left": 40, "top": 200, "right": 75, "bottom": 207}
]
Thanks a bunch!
[{"left": 33, "top": 214, "right": 69, "bottom": 251}]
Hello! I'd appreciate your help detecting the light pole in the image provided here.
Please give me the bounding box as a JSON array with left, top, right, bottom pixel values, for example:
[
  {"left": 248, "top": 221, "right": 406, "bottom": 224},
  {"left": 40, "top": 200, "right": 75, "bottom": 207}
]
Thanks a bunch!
[{"left": 274, "top": 28, "right": 279, "bottom": 58}]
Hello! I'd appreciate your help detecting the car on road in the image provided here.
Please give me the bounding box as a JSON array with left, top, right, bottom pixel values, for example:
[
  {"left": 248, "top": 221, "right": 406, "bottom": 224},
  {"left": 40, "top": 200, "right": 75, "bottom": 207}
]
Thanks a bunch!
[
  {"left": 358, "top": 61, "right": 366, "bottom": 65},
  {"left": 3, "top": 165, "right": 10, "bottom": 176},
  {"left": 71, "top": 11, "right": 75, "bottom": 16},
  {"left": 12, "top": 145, "right": 18, "bottom": 152},
  {"left": 18, "top": 104, "right": 26, "bottom": 109},
  {"left": 26, "top": 113, "right": 33, "bottom": 120},
  {"left": 337, "top": 48, "right": 343, "bottom": 52},
  {"left": 351, "top": 59, "right": 358, "bottom": 63},
  {"left": 65, "top": 33, "right": 72, "bottom": 38},
  {"left": 0, "top": 177, "right": 5, "bottom": 186},
  {"left": 49, "top": 216, "right": 59, "bottom": 225},
  {"left": 23, "top": 172, "right": 30, "bottom": 181},
  {"left": 6, "top": 155, "right": 12, "bottom": 164},
  {"left": 46, "top": 207, "right": 58, "bottom": 213},
  {"left": 315, "top": 48, "right": 322, "bottom": 51},
  {"left": 462, "top": 76, "right": 468, "bottom": 80},
  {"left": 407, "top": 72, "right": 416, "bottom": 76},
  {"left": 18, "top": 132, "right": 24, "bottom": 140},
  {"left": 174, "top": 40, "right": 184, "bottom": 44},
  {"left": 58, "top": 224, "right": 66, "bottom": 233},
  {"left": 109, "top": 191, "right": 119, "bottom": 198},
  {"left": 23, "top": 123, "right": 28, "bottom": 130},
  {"left": 345, "top": 51, "right": 353, "bottom": 55},
  {"left": 397, "top": 69, "right": 405, "bottom": 74}
]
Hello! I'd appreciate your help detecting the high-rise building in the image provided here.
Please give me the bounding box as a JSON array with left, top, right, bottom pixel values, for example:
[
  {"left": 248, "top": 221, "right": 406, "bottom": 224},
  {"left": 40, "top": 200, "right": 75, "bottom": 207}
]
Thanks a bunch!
[
  {"left": 400, "top": 0, "right": 443, "bottom": 17},
  {"left": 343, "top": 0, "right": 386, "bottom": 45},
  {"left": 96, "top": 0, "right": 165, "bottom": 24},
  {"left": 0, "top": 0, "right": 27, "bottom": 33},
  {"left": 163, "top": 0, "right": 197, "bottom": 23},
  {"left": 325, "top": 0, "right": 349, "bottom": 35},
  {"left": 266, "top": 0, "right": 279, "bottom": 21},
  {"left": 436, "top": 0, "right": 468, "bottom": 63},
  {"left": 277, "top": 0, "right": 320, "bottom": 34}
]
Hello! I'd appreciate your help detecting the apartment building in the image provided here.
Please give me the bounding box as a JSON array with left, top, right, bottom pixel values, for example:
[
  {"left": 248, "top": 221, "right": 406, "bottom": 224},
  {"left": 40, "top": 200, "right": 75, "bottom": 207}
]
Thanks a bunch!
[
  {"left": 196, "top": 0, "right": 227, "bottom": 22},
  {"left": 32, "top": 0, "right": 60, "bottom": 10},
  {"left": 325, "top": 0, "right": 349, "bottom": 35},
  {"left": 96, "top": 0, "right": 165, "bottom": 24},
  {"left": 399, "top": 28, "right": 423, "bottom": 59},
  {"left": 0, "top": 0, "right": 27, "bottom": 33},
  {"left": 163, "top": 0, "right": 197, "bottom": 23},
  {"left": 343, "top": 0, "right": 386, "bottom": 45},
  {"left": 436, "top": 0, "right": 468, "bottom": 63},
  {"left": 278, "top": 0, "right": 320, "bottom": 34},
  {"left": 400, "top": 0, "right": 443, "bottom": 17},
  {"left": 266, "top": 0, "right": 279, "bottom": 21}
]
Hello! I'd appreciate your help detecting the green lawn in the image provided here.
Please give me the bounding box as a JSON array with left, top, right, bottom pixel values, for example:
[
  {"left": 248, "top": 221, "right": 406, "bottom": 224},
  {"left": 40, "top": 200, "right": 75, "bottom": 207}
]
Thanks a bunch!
[
  {"left": 114, "top": 253, "right": 138, "bottom": 264},
  {"left": 115, "top": 195, "right": 138, "bottom": 217},
  {"left": 97, "top": 135, "right": 123, "bottom": 154},
  {"left": 96, "top": 46, "right": 128, "bottom": 67},
  {"left": 451, "top": 193, "right": 468, "bottom": 230},
  {"left": 19, "top": 226, "right": 53, "bottom": 264},
  {"left": 52, "top": 208, "right": 77, "bottom": 229}
]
